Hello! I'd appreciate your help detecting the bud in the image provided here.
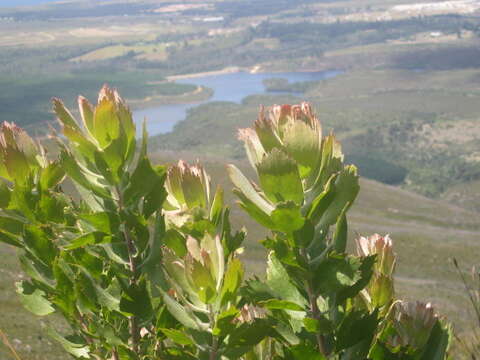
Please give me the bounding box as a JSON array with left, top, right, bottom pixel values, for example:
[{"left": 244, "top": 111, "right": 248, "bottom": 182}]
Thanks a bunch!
[
  {"left": 356, "top": 234, "right": 395, "bottom": 276},
  {"left": 0, "top": 122, "right": 42, "bottom": 183},
  {"left": 388, "top": 301, "right": 438, "bottom": 350},
  {"left": 164, "top": 234, "right": 224, "bottom": 305},
  {"left": 53, "top": 85, "right": 135, "bottom": 154},
  {"left": 356, "top": 234, "right": 396, "bottom": 309},
  {"left": 165, "top": 160, "right": 210, "bottom": 212},
  {"left": 239, "top": 102, "right": 322, "bottom": 182}
]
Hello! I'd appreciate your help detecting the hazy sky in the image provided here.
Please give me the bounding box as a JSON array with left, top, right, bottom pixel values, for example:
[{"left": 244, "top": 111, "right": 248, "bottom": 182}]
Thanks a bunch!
[{"left": 1, "top": 0, "right": 61, "bottom": 7}]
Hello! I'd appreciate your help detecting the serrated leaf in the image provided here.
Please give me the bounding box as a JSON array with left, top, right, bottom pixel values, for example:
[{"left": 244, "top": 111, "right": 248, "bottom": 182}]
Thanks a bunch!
[
  {"left": 16, "top": 281, "right": 55, "bottom": 316},
  {"left": 336, "top": 309, "right": 378, "bottom": 351},
  {"left": 266, "top": 253, "right": 307, "bottom": 307},
  {"left": 23, "top": 225, "right": 57, "bottom": 266},
  {"left": 271, "top": 202, "right": 305, "bottom": 233}
]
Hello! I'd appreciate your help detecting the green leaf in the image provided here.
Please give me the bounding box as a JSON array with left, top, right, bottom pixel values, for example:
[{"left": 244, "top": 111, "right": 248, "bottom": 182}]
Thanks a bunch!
[
  {"left": 303, "top": 317, "right": 333, "bottom": 335},
  {"left": 210, "top": 185, "right": 224, "bottom": 225},
  {"left": 60, "top": 150, "right": 110, "bottom": 199},
  {"left": 282, "top": 120, "right": 321, "bottom": 179},
  {"left": 420, "top": 320, "right": 452, "bottom": 360},
  {"left": 0, "top": 230, "right": 22, "bottom": 247},
  {"left": 227, "top": 164, "right": 274, "bottom": 215},
  {"left": 260, "top": 299, "right": 304, "bottom": 311},
  {"left": 333, "top": 207, "right": 348, "bottom": 253},
  {"left": 287, "top": 343, "right": 327, "bottom": 360},
  {"left": 257, "top": 148, "right": 304, "bottom": 205},
  {"left": 336, "top": 309, "right": 378, "bottom": 351},
  {"left": 160, "top": 328, "right": 194, "bottom": 346},
  {"left": 213, "top": 307, "right": 239, "bottom": 336},
  {"left": 266, "top": 253, "right": 306, "bottom": 307},
  {"left": 40, "top": 161, "right": 65, "bottom": 190},
  {"left": 124, "top": 157, "right": 165, "bottom": 205},
  {"left": 48, "top": 328, "right": 90, "bottom": 359},
  {"left": 317, "top": 165, "right": 359, "bottom": 230},
  {"left": 314, "top": 253, "right": 375, "bottom": 301},
  {"left": 159, "top": 288, "right": 201, "bottom": 330},
  {"left": 52, "top": 98, "right": 81, "bottom": 130},
  {"left": 224, "top": 319, "right": 273, "bottom": 358},
  {"left": 220, "top": 257, "right": 244, "bottom": 306},
  {"left": 139, "top": 213, "right": 165, "bottom": 271},
  {"left": 0, "top": 179, "right": 11, "bottom": 207},
  {"left": 80, "top": 212, "right": 120, "bottom": 234},
  {"left": 233, "top": 188, "right": 276, "bottom": 229},
  {"left": 78, "top": 269, "right": 120, "bottom": 312},
  {"left": 120, "top": 278, "right": 154, "bottom": 323},
  {"left": 186, "top": 255, "right": 217, "bottom": 304},
  {"left": 164, "top": 229, "right": 187, "bottom": 258},
  {"left": 16, "top": 281, "right": 55, "bottom": 316},
  {"left": 65, "top": 232, "right": 109, "bottom": 250},
  {"left": 93, "top": 97, "right": 120, "bottom": 148},
  {"left": 271, "top": 202, "right": 305, "bottom": 233},
  {"left": 24, "top": 225, "right": 57, "bottom": 266}
]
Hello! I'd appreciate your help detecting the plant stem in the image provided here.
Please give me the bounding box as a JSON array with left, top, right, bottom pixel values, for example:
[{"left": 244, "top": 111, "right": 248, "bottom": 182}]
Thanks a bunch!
[
  {"left": 208, "top": 305, "right": 218, "bottom": 360},
  {"left": 301, "top": 248, "right": 328, "bottom": 356},
  {"left": 112, "top": 348, "right": 119, "bottom": 360},
  {"left": 116, "top": 186, "right": 140, "bottom": 354}
]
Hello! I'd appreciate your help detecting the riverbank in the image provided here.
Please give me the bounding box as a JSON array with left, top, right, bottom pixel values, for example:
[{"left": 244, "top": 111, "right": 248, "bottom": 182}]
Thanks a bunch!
[
  {"left": 166, "top": 66, "right": 245, "bottom": 81},
  {"left": 128, "top": 85, "right": 213, "bottom": 110}
]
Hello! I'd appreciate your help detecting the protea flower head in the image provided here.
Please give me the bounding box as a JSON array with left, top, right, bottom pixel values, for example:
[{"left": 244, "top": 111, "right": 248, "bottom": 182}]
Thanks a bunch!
[
  {"left": 356, "top": 234, "right": 396, "bottom": 309},
  {"left": 0, "top": 122, "right": 43, "bottom": 183},
  {"left": 53, "top": 85, "right": 136, "bottom": 154},
  {"left": 239, "top": 102, "right": 322, "bottom": 182},
  {"left": 163, "top": 234, "right": 224, "bottom": 306},
  {"left": 388, "top": 301, "right": 438, "bottom": 349},
  {"left": 165, "top": 160, "right": 211, "bottom": 213},
  {"left": 356, "top": 234, "right": 396, "bottom": 276},
  {"left": 229, "top": 102, "right": 358, "bottom": 235}
]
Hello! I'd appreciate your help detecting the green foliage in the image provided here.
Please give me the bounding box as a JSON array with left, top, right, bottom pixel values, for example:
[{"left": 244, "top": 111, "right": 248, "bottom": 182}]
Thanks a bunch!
[{"left": 0, "top": 88, "right": 452, "bottom": 359}]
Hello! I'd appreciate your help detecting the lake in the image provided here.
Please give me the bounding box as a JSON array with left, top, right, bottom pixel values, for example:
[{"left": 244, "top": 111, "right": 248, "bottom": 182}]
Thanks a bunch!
[{"left": 133, "top": 70, "right": 342, "bottom": 136}]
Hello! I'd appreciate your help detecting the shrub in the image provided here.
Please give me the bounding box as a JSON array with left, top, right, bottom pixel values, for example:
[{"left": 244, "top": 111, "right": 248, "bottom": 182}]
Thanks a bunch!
[{"left": 0, "top": 86, "right": 451, "bottom": 359}]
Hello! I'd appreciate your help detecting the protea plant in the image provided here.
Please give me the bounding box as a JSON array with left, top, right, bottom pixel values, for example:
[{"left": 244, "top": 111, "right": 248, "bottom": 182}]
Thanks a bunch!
[{"left": 0, "top": 89, "right": 453, "bottom": 360}]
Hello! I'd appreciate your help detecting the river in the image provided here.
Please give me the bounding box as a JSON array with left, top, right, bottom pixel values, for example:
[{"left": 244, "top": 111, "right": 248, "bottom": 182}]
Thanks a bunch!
[{"left": 132, "top": 70, "right": 342, "bottom": 136}]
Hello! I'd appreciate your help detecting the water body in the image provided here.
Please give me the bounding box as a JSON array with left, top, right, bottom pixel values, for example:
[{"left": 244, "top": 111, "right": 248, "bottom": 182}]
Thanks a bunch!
[{"left": 133, "top": 69, "right": 342, "bottom": 136}]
